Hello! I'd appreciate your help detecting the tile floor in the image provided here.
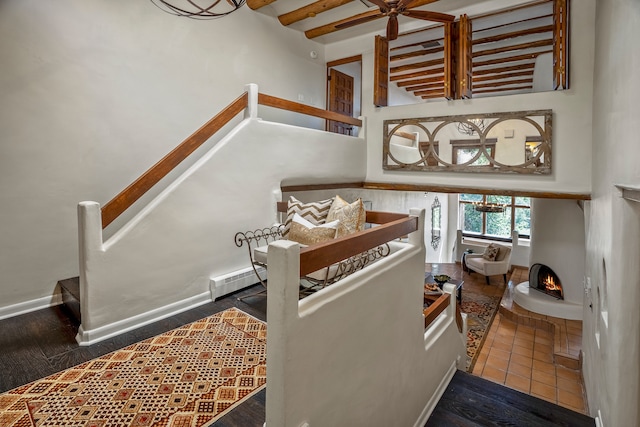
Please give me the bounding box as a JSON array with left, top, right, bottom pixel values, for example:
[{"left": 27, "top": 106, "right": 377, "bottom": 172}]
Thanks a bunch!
[
  {"left": 472, "top": 313, "right": 588, "bottom": 414},
  {"left": 428, "top": 263, "right": 589, "bottom": 415}
]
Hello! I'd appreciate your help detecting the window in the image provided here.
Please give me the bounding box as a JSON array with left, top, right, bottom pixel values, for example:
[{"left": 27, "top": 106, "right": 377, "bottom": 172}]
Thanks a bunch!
[
  {"left": 451, "top": 139, "right": 497, "bottom": 165},
  {"left": 459, "top": 194, "right": 530, "bottom": 240}
]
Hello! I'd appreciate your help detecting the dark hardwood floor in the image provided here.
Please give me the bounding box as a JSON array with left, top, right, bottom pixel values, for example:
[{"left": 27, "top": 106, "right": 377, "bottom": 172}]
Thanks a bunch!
[
  {"left": 427, "top": 370, "right": 595, "bottom": 427},
  {"left": 0, "top": 283, "right": 594, "bottom": 426}
]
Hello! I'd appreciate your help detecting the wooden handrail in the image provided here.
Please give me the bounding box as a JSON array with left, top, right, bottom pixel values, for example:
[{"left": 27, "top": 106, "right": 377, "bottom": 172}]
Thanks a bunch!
[
  {"left": 101, "top": 90, "right": 363, "bottom": 229},
  {"left": 258, "top": 93, "right": 362, "bottom": 127},
  {"left": 101, "top": 92, "right": 249, "bottom": 228},
  {"left": 424, "top": 293, "right": 450, "bottom": 329},
  {"left": 299, "top": 215, "right": 418, "bottom": 277}
]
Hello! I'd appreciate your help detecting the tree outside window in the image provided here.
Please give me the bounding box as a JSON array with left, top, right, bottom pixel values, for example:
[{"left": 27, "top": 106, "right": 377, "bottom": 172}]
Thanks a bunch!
[{"left": 459, "top": 194, "right": 531, "bottom": 240}]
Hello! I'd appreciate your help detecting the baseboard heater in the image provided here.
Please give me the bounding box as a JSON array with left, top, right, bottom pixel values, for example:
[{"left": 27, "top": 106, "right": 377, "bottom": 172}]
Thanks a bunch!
[{"left": 210, "top": 266, "right": 266, "bottom": 300}]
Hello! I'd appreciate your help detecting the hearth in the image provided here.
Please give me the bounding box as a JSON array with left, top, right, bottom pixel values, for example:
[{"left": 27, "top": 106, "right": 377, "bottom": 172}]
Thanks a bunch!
[{"left": 529, "top": 263, "right": 563, "bottom": 300}]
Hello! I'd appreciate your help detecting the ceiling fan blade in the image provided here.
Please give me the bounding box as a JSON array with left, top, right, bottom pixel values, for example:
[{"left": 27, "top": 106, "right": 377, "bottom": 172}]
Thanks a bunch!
[
  {"left": 335, "top": 12, "right": 385, "bottom": 29},
  {"left": 403, "top": 9, "right": 455, "bottom": 23},
  {"left": 388, "top": 14, "right": 399, "bottom": 40},
  {"left": 368, "top": 0, "right": 390, "bottom": 11}
]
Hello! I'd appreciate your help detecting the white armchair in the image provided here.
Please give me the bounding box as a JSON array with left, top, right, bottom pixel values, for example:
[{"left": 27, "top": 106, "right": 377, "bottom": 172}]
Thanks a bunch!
[{"left": 464, "top": 244, "right": 512, "bottom": 285}]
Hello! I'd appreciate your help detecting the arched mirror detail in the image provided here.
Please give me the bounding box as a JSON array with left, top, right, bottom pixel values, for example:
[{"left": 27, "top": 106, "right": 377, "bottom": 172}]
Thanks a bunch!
[{"left": 383, "top": 110, "right": 552, "bottom": 174}]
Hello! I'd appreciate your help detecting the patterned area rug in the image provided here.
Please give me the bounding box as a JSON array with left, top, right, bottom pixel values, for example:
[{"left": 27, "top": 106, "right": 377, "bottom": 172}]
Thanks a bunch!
[
  {"left": 461, "top": 290, "right": 501, "bottom": 372},
  {"left": 0, "top": 308, "right": 266, "bottom": 427}
]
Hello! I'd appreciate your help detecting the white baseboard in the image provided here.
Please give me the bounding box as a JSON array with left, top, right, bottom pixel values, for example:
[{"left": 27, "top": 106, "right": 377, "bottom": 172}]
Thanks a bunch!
[
  {"left": 413, "top": 361, "right": 458, "bottom": 427},
  {"left": 75, "top": 291, "right": 212, "bottom": 346},
  {"left": 0, "top": 292, "right": 63, "bottom": 321}
]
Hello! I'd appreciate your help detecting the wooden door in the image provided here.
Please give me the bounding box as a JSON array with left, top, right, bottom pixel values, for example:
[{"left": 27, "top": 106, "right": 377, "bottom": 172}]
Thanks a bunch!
[{"left": 328, "top": 68, "right": 355, "bottom": 135}]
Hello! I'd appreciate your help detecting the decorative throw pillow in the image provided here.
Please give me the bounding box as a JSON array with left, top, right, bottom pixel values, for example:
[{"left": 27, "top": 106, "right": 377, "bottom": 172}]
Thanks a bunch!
[
  {"left": 482, "top": 243, "right": 499, "bottom": 261},
  {"left": 326, "top": 195, "right": 366, "bottom": 238},
  {"left": 283, "top": 196, "right": 334, "bottom": 238},
  {"left": 288, "top": 213, "right": 339, "bottom": 246}
]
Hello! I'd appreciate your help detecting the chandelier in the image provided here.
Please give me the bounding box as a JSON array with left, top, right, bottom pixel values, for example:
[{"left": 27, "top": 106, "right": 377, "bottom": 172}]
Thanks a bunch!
[
  {"left": 150, "top": 0, "right": 246, "bottom": 19},
  {"left": 473, "top": 199, "right": 506, "bottom": 213},
  {"left": 456, "top": 118, "right": 486, "bottom": 136}
]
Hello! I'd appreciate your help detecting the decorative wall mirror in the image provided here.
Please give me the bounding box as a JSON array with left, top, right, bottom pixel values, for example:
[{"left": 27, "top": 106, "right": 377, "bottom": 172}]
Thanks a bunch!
[
  {"left": 431, "top": 196, "right": 441, "bottom": 250},
  {"left": 383, "top": 110, "right": 552, "bottom": 174}
]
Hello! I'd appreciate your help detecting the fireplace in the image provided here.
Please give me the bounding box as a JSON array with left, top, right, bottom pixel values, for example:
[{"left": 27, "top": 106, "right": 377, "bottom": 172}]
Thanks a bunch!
[{"left": 529, "top": 263, "right": 563, "bottom": 300}]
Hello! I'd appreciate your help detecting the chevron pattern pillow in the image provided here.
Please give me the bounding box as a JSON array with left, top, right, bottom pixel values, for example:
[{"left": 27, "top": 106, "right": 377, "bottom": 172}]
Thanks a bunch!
[{"left": 283, "top": 196, "right": 334, "bottom": 238}]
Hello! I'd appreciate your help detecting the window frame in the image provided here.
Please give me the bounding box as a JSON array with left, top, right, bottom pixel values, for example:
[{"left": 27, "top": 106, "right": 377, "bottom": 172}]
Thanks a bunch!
[{"left": 459, "top": 194, "right": 531, "bottom": 241}]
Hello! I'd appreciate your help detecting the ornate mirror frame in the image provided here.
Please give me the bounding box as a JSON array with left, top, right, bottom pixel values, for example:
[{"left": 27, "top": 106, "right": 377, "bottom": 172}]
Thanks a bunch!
[
  {"left": 383, "top": 110, "right": 552, "bottom": 174},
  {"left": 431, "top": 196, "right": 441, "bottom": 250}
]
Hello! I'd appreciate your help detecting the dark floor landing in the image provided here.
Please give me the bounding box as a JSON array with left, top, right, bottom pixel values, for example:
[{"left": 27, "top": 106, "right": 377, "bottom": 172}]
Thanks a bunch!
[{"left": 426, "top": 370, "right": 595, "bottom": 427}]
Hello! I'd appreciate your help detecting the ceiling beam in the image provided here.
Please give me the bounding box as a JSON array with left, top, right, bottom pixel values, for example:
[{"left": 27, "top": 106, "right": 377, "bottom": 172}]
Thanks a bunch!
[
  {"left": 470, "top": 0, "right": 552, "bottom": 22},
  {"left": 472, "top": 50, "right": 552, "bottom": 67},
  {"left": 473, "top": 39, "right": 553, "bottom": 57},
  {"left": 278, "top": 0, "right": 355, "bottom": 26},
  {"left": 473, "top": 25, "right": 553, "bottom": 45},
  {"left": 247, "top": 0, "right": 277, "bottom": 10},
  {"left": 396, "top": 75, "right": 444, "bottom": 87},
  {"left": 390, "top": 46, "right": 444, "bottom": 61},
  {"left": 473, "top": 78, "right": 533, "bottom": 89},
  {"left": 473, "top": 62, "right": 535, "bottom": 75},
  {"left": 472, "top": 70, "right": 534, "bottom": 83},
  {"left": 305, "top": 0, "right": 441, "bottom": 39},
  {"left": 473, "top": 85, "right": 533, "bottom": 94},
  {"left": 305, "top": 10, "right": 382, "bottom": 39},
  {"left": 405, "top": 81, "right": 444, "bottom": 91},
  {"left": 390, "top": 58, "right": 443, "bottom": 74},
  {"left": 390, "top": 66, "right": 444, "bottom": 81}
]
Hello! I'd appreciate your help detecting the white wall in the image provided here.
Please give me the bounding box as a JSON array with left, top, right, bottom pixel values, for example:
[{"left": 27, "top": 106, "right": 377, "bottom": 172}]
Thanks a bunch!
[
  {"left": 266, "top": 210, "right": 466, "bottom": 426},
  {"left": 582, "top": 0, "right": 640, "bottom": 425},
  {"left": 326, "top": 2, "right": 595, "bottom": 196},
  {"left": 529, "top": 199, "right": 586, "bottom": 306},
  {"left": 77, "top": 108, "right": 366, "bottom": 342},
  {"left": 0, "top": 0, "right": 328, "bottom": 314}
]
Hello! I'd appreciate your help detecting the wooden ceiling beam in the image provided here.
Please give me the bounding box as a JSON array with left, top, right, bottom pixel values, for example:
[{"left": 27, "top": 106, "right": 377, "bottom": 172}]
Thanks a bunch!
[
  {"left": 305, "top": 0, "right": 441, "bottom": 39},
  {"left": 414, "top": 88, "right": 444, "bottom": 96},
  {"left": 473, "top": 25, "right": 553, "bottom": 45},
  {"left": 396, "top": 75, "right": 444, "bottom": 87},
  {"left": 473, "top": 78, "right": 533, "bottom": 89},
  {"left": 305, "top": 10, "right": 382, "bottom": 39},
  {"left": 390, "top": 58, "right": 443, "bottom": 74},
  {"left": 473, "top": 62, "right": 535, "bottom": 75},
  {"left": 279, "top": 0, "right": 355, "bottom": 26},
  {"left": 473, "top": 50, "right": 552, "bottom": 67},
  {"left": 473, "top": 39, "right": 552, "bottom": 57},
  {"left": 390, "top": 46, "right": 444, "bottom": 61},
  {"left": 472, "top": 69, "right": 534, "bottom": 83},
  {"left": 473, "top": 85, "right": 533, "bottom": 94},
  {"left": 390, "top": 66, "right": 444, "bottom": 81},
  {"left": 247, "top": 0, "right": 277, "bottom": 10},
  {"left": 391, "top": 36, "right": 444, "bottom": 51},
  {"left": 405, "top": 81, "right": 444, "bottom": 91},
  {"left": 470, "top": 0, "right": 552, "bottom": 22}
]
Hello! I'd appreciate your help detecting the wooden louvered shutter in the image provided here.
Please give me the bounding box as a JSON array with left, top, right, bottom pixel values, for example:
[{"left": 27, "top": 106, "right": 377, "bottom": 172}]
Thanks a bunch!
[
  {"left": 444, "top": 22, "right": 454, "bottom": 100},
  {"left": 457, "top": 14, "right": 472, "bottom": 99},
  {"left": 374, "top": 35, "right": 389, "bottom": 107},
  {"left": 553, "top": 0, "right": 569, "bottom": 90}
]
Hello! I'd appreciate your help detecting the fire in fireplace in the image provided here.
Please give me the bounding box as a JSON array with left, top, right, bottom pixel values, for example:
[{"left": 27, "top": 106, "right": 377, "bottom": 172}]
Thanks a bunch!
[{"left": 529, "top": 263, "right": 563, "bottom": 299}]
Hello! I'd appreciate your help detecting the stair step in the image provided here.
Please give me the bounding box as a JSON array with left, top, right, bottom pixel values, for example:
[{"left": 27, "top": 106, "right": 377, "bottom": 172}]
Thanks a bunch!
[{"left": 58, "top": 277, "right": 81, "bottom": 323}]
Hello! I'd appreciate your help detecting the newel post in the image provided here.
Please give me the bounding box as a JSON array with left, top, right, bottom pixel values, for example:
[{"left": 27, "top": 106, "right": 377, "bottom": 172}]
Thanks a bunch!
[
  {"left": 244, "top": 83, "right": 259, "bottom": 120},
  {"left": 77, "top": 201, "right": 104, "bottom": 332}
]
